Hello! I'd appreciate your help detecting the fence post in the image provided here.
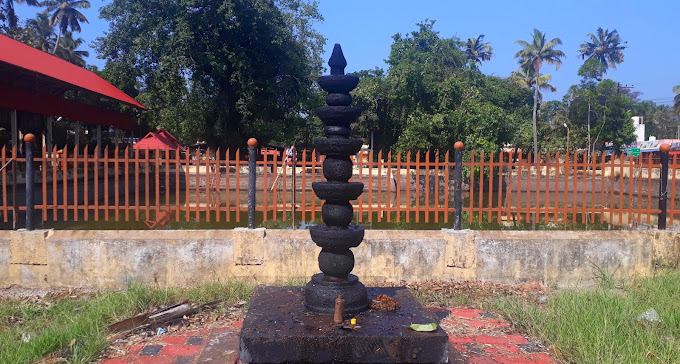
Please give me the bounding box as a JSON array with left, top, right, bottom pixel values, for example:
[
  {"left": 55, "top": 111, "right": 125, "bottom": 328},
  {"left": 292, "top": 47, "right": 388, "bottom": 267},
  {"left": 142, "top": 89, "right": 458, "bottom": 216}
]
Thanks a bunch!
[
  {"left": 24, "top": 134, "right": 36, "bottom": 231},
  {"left": 658, "top": 143, "right": 670, "bottom": 230},
  {"left": 454, "top": 141, "right": 464, "bottom": 230},
  {"left": 292, "top": 146, "right": 296, "bottom": 230},
  {"left": 248, "top": 138, "right": 257, "bottom": 229}
]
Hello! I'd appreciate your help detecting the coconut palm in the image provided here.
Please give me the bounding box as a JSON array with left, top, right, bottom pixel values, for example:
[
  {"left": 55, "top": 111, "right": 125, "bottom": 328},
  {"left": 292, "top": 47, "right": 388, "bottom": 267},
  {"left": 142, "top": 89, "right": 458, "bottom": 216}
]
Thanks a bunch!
[
  {"left": 1, "top": 0, "right": 38, "bottom": 28},
  {"left": 514, "top": 29, "right": 565, "bottom": 162},
  {"left": 54, "top": 31, "right": 88, "bottom": 66},
  {"left": 24, "top": 13, "right": 55, "bottom": 52},
  {"left": 464, "top": 34, "right": 493, "bottom": 68},
  {"left": 578, "top": 27, "right": 626, "bottom": 77},
  {"left": 40, "top": 0, "right": 89, "bottom": 54},
  {"left": 510, "top": 66, "right": 557, "bottom": 101},
  {"left": 23, "top": 13, "right": 87, "bottom": 66}
]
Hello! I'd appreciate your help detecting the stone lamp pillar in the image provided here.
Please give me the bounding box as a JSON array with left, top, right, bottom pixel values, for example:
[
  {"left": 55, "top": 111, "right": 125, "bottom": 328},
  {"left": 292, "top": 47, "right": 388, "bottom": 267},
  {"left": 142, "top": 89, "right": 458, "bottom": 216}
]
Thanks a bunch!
[{"left": 304, "top": 44, "right": 368, "bottom": 315}]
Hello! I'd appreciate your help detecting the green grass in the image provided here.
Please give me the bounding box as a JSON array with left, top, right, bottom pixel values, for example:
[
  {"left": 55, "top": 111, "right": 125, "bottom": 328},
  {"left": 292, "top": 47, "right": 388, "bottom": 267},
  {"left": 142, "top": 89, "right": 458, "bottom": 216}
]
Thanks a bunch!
[
  {"left": 490, "top": 271, "right": 680, "bottom": 364},
  {"left": 3, "top": 273, "right": 678, "bottom": 364},
  {"left": 0, "top": 280, "right": 253, "bottom": 364}
]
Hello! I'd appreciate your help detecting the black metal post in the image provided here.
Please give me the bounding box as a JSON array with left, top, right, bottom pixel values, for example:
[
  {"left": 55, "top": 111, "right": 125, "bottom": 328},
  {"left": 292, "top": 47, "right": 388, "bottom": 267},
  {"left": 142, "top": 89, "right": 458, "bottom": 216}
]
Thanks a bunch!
[
  {"left": 248, "top": 138, "right": 257, "bottom": 229},
  {"left": 24, "top": 134, "right": 36, "bottom": 231},
  {"left": 453, "top": 142, "right": 464, "bottom": 230},
  {"left": 658, "top": 144, "right": 670, "bottom": 229},
  {"left": 292, "top": 146, "right": 296, "bottom": 230}
]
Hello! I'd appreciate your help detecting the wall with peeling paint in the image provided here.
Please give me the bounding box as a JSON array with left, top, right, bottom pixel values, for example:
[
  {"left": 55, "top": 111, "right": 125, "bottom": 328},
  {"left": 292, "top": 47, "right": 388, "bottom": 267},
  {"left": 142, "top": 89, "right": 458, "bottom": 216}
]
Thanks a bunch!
[{"left": 1, "top": 229, "right": 678, "bottom": 289}]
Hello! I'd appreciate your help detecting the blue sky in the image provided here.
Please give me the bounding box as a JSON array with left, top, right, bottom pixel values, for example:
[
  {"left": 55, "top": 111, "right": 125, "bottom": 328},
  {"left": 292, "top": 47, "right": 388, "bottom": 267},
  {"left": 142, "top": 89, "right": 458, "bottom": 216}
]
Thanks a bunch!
[{"left": 15, "top": 0, "right": 679, "bottom": 105}]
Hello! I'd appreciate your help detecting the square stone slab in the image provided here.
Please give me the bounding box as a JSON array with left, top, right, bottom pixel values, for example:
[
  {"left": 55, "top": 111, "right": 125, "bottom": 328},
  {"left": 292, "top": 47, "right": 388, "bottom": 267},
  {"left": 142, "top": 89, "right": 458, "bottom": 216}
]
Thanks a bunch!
[{"left": 239, "top": 286, "right": 449, "bottom": 363}]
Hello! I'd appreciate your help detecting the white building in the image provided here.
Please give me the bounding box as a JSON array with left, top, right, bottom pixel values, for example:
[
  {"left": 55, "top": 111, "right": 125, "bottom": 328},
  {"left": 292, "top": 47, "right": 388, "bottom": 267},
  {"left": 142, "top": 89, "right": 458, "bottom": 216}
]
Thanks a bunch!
[{"left": 632, "top": 116, "right": 645, "bottom": 142}]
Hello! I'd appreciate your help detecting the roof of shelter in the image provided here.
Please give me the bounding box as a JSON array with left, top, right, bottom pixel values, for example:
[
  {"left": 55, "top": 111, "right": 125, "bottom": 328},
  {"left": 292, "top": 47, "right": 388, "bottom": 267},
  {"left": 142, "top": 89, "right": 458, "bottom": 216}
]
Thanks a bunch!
[
  {"left": 133, "top": 129, "right": 185, "bottom": 151},
  {"left": 0, "top": 34, "right": 145, "bottom": 130}
]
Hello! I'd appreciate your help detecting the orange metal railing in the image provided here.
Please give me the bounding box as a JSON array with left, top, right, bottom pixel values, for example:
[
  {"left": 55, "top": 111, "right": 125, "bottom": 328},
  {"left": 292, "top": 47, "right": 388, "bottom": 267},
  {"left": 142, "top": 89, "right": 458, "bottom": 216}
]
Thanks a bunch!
[{"left": 2, "top": 145, "right": 677, "bottom": 228}]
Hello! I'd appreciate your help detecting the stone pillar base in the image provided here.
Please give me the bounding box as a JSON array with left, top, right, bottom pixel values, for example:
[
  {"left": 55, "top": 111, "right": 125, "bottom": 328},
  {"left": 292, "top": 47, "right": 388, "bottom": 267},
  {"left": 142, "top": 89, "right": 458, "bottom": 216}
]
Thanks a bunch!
[{"left": 304, "top": 273, "right": 368, "bottom": 315}]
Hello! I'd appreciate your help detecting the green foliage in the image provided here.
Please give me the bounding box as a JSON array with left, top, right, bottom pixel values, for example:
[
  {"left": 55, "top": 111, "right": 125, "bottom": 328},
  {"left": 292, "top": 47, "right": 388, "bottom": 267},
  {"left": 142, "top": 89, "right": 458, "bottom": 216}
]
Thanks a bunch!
[
  {"left": 0, "top": 0, "right": 39, "bottom": 30},
  {"left": 351, "top": 21, "right": 532, "bottom": 156},
  {"left": 41, "top": 0, "right": 90, "bottom": 54},
  {"left": 0, "top": 281, "right": 253, "bottom": 364},
  {"left": 577, "top": 57, "right": 607, "bottom": 81},
  {"left": 23, "top": 13, "right": 54, "bottom": 52},
  {"left": 95, "top": 0, "right": 325, "bottom": 148},
  {"left": 513, "top": 100, "right": 569, "bottom": 154},
  {"left": 644, "top": 106, "right": 680, "bottom": 139},
  {"left": 514, "top": 29, "right": 565, "bottom": 74},
  {"left": 578, "top": 27, "right": 626, "bottom": 81},
  {"left": 464, "top": 34, "right": 493, "bottom": 68},
  {"left": 562, "top": 79, "right": 636, "bottom": 151},
  {"left": 493, "top": 271, "right": 680, "bottom": 364},
  {"left": 53, "top": 31, "right": 88, "bottom": 66},
  {"left": 514, "top": 29, "right": 565, "bottom": 160},
  {"left": 510, "top": 67, "right": 556, "bottom": 99}
]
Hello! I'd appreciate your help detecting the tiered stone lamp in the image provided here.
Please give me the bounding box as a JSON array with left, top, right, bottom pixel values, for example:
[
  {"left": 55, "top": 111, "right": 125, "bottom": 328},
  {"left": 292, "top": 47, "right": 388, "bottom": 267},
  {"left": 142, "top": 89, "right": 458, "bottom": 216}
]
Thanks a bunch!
[
  {"left": 304, "top": 44, "right": 368, "bottom": 315},
  {"left": 239, "top": 44, "right": 450, "bottom": 364}
]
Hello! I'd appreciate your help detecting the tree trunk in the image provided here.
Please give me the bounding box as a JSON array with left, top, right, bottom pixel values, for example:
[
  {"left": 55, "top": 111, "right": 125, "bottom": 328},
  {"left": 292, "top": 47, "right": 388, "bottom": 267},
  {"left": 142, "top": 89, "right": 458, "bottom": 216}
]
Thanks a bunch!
[
  {"left": 587, "top": 99, "right": 591, "bottom": 161},
  {"left": 52, "top": 27, "right": 62, "bottom": 55},
  {"left": 532, "top": 73, "right": 539, "bottom": 164}
]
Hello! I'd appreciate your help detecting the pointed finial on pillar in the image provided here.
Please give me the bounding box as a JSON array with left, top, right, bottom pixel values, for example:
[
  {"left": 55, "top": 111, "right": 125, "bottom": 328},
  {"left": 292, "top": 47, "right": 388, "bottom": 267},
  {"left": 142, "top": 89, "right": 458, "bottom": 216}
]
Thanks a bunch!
[{"left": 328, "top": 44, "right": 347, "bottom": 75}]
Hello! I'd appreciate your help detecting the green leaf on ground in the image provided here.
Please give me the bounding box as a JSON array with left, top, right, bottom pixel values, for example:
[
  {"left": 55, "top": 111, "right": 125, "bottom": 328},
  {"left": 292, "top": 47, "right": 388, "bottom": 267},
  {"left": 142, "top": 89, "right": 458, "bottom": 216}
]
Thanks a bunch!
[{"left": 409, "top": 323, "right": 437, "bottom": 331}]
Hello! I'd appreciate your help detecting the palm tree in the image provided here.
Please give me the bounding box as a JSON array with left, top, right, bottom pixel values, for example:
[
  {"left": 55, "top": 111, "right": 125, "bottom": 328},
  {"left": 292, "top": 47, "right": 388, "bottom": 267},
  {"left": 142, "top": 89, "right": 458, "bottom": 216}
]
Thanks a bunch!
[
  {"left": 674, "top": 85, "right": 680, "bottom": 114},
  {"left": 24, "top": 13, "right": 87, "bottom": 66},
  {"left": 40, "top": 0, "right": 90, "bottom": 54},
  {"left": 578, "top": 27, "right": 626, "bottom": 78},
  {"left": 514, "top": 29, "right": 565, "bottom": 162},
  {"left": 54, "top": 31, "right": 88, "bottom": 66},
  {"left": 510, "top": 67, "right": 557, "bottom": 100},
  {"left": 464, "top": 34, "right": 493, "bottom": 68},
  {"left": 1, "top": 0, "right": 38, "bottom": 28},
  {"left": 25, "top": 13, "right": 55, "bottom": 52}
]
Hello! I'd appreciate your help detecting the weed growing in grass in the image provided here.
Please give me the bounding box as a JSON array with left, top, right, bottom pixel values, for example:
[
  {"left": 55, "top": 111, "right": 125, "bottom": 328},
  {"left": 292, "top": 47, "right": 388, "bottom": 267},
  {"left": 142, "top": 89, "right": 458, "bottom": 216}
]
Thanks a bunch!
[
  {"left": 492, "top": 271, "right": 680, "bottom": 364},
  {"left": 0, "top": 280, "right": 253, "bottom": 364}
]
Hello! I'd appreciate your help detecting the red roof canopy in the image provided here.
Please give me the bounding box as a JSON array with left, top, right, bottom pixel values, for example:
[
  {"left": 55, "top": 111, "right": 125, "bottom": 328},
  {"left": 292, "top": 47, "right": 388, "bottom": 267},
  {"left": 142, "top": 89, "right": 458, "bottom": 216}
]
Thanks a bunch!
[
  {"left": 133, "top": 129, "right": 185, "bottom": 151},
  {"left": 0, "top": 34, "right": 145, "bottom": 130}
]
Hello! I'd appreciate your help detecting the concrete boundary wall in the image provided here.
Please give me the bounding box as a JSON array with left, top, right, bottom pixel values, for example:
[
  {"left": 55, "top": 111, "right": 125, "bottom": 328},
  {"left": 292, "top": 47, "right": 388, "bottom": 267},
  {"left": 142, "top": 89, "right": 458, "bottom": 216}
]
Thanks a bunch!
[{"left": 1, "top": 229, "right": 678, "bottom": 289}]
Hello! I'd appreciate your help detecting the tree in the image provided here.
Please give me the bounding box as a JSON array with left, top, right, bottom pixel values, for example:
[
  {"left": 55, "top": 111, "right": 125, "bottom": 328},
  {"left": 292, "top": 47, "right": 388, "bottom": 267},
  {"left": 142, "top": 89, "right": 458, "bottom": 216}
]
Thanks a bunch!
[
  {"left": 54, "top": 31, "right": 88, "bottom": 66},
  {"left": 95, "top": 0, "right": 325, "bottom": 147},
  {"left": 578, "top": 27, "right": 626, "bottom": 80},
  {"left": 24, "top": 13, "right": 54, "bottom": 52},
  {"left": 510, "top": 67, "right": 556, "bottom": 100},
  {"left": 577, "top": 57, "right": 607, "bottom": 81},
  {"left": 514, "top": 29, "right": 565, "bottom": 162},
  {"left": 674, "top": 85, "right": 680, "bottom": 114},
  {"left": 17, "top": 13, "right": 88, "bottom": 66},
  {"left": 0, "top": 0, "right": 38, "bottom": 30},
  {"left": 40, "top": 0, "right": 90, "bottom": 54},
  {"left": 562, "top": 79, "right": 635, "bottom": 152},
  {"left": 464, "top": 34, "right": 493, "bottom": 69},
  {"left": 351, "top": 21, "right": 532, "bottom": 156},
  {"left": 645, "top": 106, "right": 680, "bottom": 139}
]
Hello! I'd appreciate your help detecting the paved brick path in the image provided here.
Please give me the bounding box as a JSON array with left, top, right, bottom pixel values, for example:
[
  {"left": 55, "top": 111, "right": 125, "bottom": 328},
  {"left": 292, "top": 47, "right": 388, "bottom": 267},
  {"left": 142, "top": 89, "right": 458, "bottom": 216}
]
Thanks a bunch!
[
  {"left": 101, "top": 309, "right": 557, "bottom": 364},
  {"left": 443, "top": 308, "right": 555, "bottom": 363}
]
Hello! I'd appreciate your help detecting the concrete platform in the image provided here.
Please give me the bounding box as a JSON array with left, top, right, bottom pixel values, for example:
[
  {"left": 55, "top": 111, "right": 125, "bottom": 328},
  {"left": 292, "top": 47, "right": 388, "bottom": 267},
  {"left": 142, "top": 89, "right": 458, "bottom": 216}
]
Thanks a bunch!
[{"left": 239, "top": 286, "right": 450, "bottom": 363}]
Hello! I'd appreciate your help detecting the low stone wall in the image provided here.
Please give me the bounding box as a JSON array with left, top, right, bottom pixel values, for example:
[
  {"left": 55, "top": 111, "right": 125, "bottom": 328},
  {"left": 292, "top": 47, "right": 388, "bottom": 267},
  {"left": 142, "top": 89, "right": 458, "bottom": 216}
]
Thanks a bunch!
[{"left": 1, "top": 229, "right": 678, "bottom": 289}]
